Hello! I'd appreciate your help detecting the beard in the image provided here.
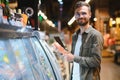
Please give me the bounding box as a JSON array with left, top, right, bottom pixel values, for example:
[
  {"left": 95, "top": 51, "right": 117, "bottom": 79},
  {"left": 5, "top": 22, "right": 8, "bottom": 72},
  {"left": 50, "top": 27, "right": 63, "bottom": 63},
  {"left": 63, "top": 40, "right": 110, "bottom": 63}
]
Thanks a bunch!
[
  {"left": 78, "top": 21, "right": 88, "bottom": 26},
  {"left": 76, "top": 18, "right": 89, "bottom": 26}
]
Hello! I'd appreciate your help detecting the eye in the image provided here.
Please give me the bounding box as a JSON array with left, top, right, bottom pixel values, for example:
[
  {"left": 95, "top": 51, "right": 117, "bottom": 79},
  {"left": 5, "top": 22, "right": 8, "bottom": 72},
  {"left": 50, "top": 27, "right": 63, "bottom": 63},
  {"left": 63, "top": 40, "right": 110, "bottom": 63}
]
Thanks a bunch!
[
  {"left": 81, "top": 12, "right": 86, "bottom": 15},
  {"left": 75, "top": 12, "right": 87, "bottom": 17}
]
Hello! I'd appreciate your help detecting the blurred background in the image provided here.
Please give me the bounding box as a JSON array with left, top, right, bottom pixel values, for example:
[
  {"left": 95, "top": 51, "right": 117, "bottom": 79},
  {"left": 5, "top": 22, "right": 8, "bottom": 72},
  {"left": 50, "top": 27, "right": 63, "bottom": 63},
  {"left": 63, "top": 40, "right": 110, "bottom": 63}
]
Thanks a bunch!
[{"left": 1, "top": 0, "right": 120, "bottom": 80}]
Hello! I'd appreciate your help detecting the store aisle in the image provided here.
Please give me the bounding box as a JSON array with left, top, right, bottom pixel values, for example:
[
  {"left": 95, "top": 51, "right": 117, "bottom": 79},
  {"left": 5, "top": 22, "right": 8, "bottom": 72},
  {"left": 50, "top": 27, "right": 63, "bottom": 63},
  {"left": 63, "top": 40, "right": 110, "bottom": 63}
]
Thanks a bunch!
[{"left": 100, "top": 57, "right": 120, "bottom": 80}]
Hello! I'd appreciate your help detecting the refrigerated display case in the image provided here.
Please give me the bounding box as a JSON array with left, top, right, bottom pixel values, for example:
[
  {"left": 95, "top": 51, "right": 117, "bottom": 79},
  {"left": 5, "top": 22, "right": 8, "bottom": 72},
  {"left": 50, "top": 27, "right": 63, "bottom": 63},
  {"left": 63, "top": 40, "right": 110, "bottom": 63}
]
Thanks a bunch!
[
  {"left": 33, "top": 31, "right": 69, "bottom": 80},
  {"left": 37, "top": 39, "right": 63, "bottom": 80},
  {"left": 0, "top": 39, "right": 18, "bottom": 80},
  {"left": 30, "top": 37, "right": 57, "bottom": 80},
  {"left": 32, "top": 31, "right": 63, "bottom": 80},
  {"left": 0, "top": 23, "right": 63, "bottom": 80},
  {"left": 0, "top": 38, "right": 36, "bottom": 80}
]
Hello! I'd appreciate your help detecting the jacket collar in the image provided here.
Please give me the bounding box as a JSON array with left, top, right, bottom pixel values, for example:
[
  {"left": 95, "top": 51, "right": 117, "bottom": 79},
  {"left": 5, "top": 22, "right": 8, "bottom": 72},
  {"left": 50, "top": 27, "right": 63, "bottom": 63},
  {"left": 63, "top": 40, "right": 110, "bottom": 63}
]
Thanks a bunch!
[
  {"left": 84, "top": 26, "right": 93, "bottom": 33},
  {"left": 76, "top": 26, "right": 93, "bottom": 35}
]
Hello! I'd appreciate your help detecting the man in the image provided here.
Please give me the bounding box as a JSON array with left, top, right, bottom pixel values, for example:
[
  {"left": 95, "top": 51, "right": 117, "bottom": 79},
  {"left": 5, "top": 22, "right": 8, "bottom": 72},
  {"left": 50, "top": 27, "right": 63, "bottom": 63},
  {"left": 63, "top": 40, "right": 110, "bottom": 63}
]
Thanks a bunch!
[{"left": 54, "top": 1, "right": 104, "bottom": 80}]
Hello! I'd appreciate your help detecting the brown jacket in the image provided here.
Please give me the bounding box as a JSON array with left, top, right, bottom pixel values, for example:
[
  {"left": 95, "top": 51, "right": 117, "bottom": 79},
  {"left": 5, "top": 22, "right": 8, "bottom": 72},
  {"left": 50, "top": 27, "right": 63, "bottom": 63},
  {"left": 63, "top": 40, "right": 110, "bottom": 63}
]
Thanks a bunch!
[{"left": 71, "top": 26, "right": 104, "bottom": 80}]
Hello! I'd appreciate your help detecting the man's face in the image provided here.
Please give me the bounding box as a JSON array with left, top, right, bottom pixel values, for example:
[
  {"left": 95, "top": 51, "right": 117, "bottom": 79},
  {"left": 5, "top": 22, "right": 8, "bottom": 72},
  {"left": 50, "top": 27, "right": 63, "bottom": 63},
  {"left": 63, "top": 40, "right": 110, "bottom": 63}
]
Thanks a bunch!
[{"left": 74, "top": 6, "right": 91, "bottom": 26}]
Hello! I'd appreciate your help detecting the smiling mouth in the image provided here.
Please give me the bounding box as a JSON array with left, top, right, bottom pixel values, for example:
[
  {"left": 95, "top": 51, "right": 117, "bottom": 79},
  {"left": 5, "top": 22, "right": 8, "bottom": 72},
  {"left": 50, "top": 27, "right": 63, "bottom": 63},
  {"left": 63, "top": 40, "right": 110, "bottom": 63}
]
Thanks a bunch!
[{"left": 78, "top": 19, "right": 84, "bottom": 22}]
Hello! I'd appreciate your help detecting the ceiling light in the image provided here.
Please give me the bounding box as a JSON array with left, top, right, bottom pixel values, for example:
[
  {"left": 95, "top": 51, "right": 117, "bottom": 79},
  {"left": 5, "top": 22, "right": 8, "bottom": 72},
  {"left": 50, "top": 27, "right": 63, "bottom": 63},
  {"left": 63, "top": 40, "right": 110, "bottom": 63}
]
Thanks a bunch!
[
  {"left": 38, "top": 10, "right": 47, "bottom": 20},
  {"left": 85, "top": 0, "right": 90, "bottom": 3},
  {"left": 68, "top": 16, "right": 75, "bottom": 26}
]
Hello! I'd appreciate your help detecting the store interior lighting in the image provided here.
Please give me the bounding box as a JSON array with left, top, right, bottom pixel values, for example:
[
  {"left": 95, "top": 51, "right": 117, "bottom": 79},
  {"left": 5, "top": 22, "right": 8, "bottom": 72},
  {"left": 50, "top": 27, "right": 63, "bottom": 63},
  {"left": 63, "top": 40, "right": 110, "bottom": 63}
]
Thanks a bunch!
[
  {"left": 85, "top": 0, "right": 90, "bottom": 3},
  {"left": 38, "top": 10, "right": 47, "bottom": 20},
  {"left": 93, "top": 18, "right": 97, "bottom": 21},
  {"left": 116, "top": 17, "right": 120, "bottom": 24},
  {"left": 38, "top": 10, "right": 55, "bottom": 27},
  {"left": 68, "top": 16, "right": 75, "bottom": 26},
  {"left": 58, "top": 0, "right": 63, "bottom": 4}
]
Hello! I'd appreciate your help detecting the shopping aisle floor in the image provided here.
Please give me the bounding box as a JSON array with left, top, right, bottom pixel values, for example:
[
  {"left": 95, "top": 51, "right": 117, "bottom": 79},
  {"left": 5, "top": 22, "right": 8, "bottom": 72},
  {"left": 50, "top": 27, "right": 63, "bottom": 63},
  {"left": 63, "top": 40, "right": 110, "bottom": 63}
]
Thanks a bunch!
[{"left": 100, "top": 57, "right": 120, "bottom": 80}]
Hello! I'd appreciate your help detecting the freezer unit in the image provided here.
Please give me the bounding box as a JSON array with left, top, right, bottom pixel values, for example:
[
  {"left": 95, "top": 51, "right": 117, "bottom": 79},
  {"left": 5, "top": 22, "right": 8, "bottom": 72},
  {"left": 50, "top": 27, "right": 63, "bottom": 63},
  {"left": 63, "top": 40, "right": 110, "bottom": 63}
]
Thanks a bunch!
[{"left": 0, "top": 24, "right": 63, "bottom": 80}]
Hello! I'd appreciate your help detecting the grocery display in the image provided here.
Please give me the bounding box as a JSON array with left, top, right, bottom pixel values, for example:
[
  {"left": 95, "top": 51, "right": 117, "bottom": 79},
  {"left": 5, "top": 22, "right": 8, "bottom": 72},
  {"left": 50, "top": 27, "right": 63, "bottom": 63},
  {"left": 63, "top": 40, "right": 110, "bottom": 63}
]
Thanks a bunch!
[{"left": 0, "top": 23, "right": 63, "bottom": 80}]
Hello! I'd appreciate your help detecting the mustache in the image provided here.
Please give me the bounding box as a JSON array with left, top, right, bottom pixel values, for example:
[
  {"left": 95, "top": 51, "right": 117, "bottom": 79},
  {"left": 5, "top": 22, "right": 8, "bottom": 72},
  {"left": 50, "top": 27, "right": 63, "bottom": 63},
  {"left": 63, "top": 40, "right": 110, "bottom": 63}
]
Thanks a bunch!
[{"left": 77, "top": 18, "right": 84, "bottom": 20}]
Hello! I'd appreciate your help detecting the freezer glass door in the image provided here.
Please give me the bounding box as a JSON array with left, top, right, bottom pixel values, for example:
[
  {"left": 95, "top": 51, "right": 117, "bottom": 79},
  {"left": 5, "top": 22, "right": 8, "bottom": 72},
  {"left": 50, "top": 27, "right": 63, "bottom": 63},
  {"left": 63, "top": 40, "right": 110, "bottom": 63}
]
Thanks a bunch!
[
  {"left": 9, "top": 39, "right": 35, "bottom": 80},
  {"left": 0, "top": 39, "right": 19, "bottom": 80},
  {"left": 30, "top": 37, "right": 56, "bottom": 80},
  {"left": 22, "top": 38, "right": 46, "bottom": 80}
]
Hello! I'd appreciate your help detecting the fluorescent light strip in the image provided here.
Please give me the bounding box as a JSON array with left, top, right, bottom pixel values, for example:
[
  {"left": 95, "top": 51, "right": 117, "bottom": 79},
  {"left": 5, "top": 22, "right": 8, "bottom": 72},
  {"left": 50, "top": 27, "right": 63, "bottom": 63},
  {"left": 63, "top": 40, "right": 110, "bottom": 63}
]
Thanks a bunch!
[
  {"left": 85, "top": 0, "right": 90, "bottom": 3},
  {"left": 67, "top": 16, "right": 75, "bottom": 25},
  {"left": 38, "top": 10, "right": 47, "bottom": 20}
]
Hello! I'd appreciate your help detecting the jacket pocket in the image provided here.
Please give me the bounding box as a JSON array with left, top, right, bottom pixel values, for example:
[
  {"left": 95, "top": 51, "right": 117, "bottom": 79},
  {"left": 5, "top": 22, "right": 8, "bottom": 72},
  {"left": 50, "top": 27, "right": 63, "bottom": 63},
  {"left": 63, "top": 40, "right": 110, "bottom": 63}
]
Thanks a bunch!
[{"left": 82, "top": 43, "right": 92, "bottom": 56}]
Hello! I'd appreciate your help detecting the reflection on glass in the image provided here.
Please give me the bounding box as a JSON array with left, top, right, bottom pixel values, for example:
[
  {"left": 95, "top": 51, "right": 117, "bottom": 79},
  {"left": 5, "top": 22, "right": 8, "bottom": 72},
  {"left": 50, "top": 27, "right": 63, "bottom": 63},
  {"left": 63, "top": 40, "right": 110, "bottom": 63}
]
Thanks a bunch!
[
  {"left": 30, "top": 37, "right": 56, "bottom": 80},
  {"left": 22, "top": 38, "right": 45, "bottom": 80},
  {"left": 9, "top": 39, "right": 35, "bottom": 80},
  {"left": 0, "top": 39, "right": 17, "bottom": 80},
  {"left": 39, "top": 40, "right": 63, "bottom": 80}
]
